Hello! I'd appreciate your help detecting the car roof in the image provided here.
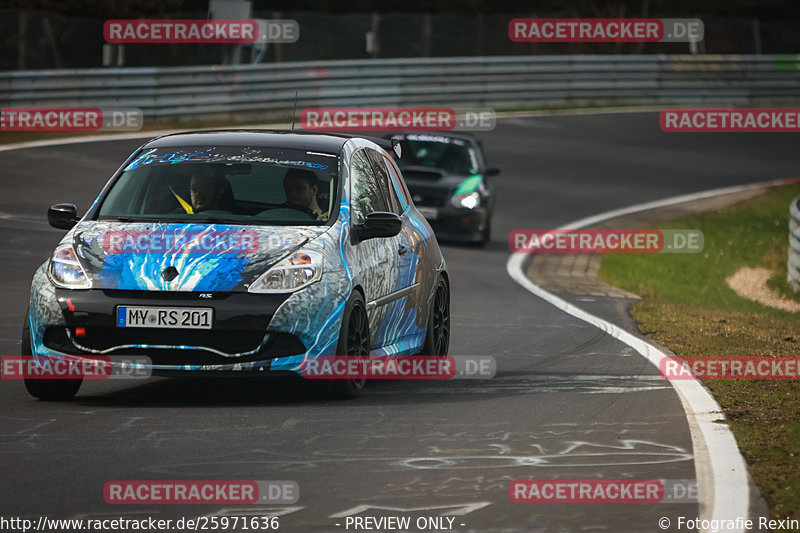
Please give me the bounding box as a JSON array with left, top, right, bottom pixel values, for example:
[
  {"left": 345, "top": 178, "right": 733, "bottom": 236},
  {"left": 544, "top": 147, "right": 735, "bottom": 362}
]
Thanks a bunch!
[{"left": 142, "top": 130, "right": 352, "bottom": 152}]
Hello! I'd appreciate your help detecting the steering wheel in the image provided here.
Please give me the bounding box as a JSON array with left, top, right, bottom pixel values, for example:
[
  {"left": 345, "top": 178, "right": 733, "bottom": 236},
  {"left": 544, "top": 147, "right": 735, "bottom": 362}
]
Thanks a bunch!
[
  {"left": 256, "top": 204, "right": 316, "bottom": 221},
  {"left": 281, "top": 203, "right": 315, "bottom": 217}
]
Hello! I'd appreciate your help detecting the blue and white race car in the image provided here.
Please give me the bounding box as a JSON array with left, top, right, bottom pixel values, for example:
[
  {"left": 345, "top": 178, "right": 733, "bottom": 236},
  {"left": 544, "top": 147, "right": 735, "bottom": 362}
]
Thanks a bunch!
[{"left": 24, "top": 130, "right": 450, "bottom": 400}]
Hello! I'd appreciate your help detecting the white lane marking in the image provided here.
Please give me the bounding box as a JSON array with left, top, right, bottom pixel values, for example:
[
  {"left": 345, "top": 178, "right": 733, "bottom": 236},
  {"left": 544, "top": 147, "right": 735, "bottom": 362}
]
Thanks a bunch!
[
  {"left": 556, "top": 179, "right": 797, "bottom": 230},
  {"left": 505, "top": 180, "right": 790, "bottom": 533},
  {"left": 200, "top": 506, "right": 304, "bottom": 518},
  {"left": 70, "top": 511, "right": 155, "bottom": 519},
  {"left": 329, "top": 502, "right": 491, "bottom": 518}
]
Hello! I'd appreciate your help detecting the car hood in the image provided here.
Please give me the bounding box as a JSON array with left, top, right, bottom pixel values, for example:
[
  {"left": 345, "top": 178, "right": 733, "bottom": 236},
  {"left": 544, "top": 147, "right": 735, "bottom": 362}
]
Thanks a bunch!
[{"left": 70, "top": 221, "right": 327, "bottom": 292}]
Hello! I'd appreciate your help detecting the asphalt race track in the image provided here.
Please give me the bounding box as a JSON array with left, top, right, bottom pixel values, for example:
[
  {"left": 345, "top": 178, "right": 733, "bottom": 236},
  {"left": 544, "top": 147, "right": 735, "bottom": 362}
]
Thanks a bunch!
[{"left": 1, "top": 112, "right": 798, "bottom": 532}]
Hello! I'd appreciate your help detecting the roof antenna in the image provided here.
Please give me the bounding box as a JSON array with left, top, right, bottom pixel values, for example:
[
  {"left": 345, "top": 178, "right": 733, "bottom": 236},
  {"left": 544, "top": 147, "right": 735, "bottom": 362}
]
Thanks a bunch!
[{"left": 291, "top": 90, "right": 299, "bottom": 131}]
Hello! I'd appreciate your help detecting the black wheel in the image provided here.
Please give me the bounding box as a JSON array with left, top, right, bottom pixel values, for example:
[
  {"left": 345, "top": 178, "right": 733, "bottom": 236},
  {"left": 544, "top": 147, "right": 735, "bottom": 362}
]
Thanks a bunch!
[
  {"left": 477, "top": 219, "right": 491, "bottom": 247},
  {"left": 323, "top": 292, "right": 370, "bottom": 399},
  {"left": 21, "top": 310, "right": 82, "bottom": 401},
  {"left": 420, "top": 278, "right": 450, "bottom": 356}
]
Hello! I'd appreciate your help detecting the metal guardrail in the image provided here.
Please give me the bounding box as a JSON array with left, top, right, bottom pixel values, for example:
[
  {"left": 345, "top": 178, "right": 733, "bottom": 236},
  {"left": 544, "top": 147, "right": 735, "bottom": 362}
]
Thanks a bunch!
[
  {"left": 2, "top": 54, "right": 800, "bottom": 120},
  {"left": 789, "top": 196, "right": 800, "bottom": 291}
]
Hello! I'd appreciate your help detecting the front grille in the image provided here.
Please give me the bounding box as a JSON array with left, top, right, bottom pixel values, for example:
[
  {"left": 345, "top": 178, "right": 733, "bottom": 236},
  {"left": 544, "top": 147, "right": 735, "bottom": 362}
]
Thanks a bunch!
[
  {"left": 50, "top": 288, "right": 297, "bottom": 364},
  {"left": 408, "top": 185, "right": 448, "bottom": 207},
  {"left": 44, "top": 327, "right": 306, "bottom": 365},
  {"left": 411, "top": 195, "right": 446, "bottom": 207},
  {"left": 97, "top": 333, "right": 306, "bottom": 365},
  {"left": 76, "top": 327, "right": 268, "bottom": 354}
]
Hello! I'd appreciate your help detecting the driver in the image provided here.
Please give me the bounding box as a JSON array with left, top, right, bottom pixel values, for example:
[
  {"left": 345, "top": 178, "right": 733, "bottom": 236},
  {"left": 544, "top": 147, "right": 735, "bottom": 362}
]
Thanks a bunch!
[
  {"left": 283, "top": 168, "right": 328, "bottom": 221},
  {"left": 189, "top": 168, "right": 225, "bottom": 213},
  {"left": 440, "top": 145, "right": 472, "bottom": 175}
]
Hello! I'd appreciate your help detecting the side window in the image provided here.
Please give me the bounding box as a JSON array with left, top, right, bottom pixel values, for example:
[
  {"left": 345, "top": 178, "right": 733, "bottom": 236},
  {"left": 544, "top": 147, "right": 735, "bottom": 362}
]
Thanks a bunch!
[
  {"left": 366, "top": 149, "right": 402, "bottom": 215},
  {"left": 382, "top": 154, "right": 412, "bottom": 209},
  {"left": 350, "top": 149, "right": 389, "bottom": 224}
]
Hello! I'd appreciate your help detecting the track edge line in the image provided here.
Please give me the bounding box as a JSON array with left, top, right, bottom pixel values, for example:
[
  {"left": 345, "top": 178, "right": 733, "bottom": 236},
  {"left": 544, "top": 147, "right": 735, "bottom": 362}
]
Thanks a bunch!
[{"left": 505, "top": 179, "right": 796, "bottom": 533}]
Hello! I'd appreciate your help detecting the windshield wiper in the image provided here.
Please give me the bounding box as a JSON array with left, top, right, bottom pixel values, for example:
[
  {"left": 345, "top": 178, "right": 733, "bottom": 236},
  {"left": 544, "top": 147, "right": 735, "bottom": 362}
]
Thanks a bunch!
[
  {"left": 103, "top": 216, "right": 157, "bottom": 222},
  {"left": 190, "top": 217, "right": 239, "bottom": 224}
]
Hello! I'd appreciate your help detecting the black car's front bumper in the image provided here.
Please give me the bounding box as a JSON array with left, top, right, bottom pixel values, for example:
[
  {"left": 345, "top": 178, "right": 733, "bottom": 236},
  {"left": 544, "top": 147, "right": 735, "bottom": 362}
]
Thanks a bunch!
[{"left": 420, "top": 206, "right": 489, "bottom": 243}]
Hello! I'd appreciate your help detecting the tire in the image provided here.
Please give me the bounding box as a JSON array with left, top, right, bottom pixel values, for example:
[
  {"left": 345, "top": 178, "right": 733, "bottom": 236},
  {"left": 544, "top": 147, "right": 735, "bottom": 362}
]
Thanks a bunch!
[
  {"left": 419, "top": 278, "right": 450, "bottom": 356},
  {"left": 481, "top": 219, "right": 491, "bottom": 245},
  {"left": 322, "top": 292, "right": 370, "bottom": 399},
  {"left": 21, "top": 310, "right": 82, "bottom": 401},
  {"left": 474, "top": 219, "right": 491, "bottom": 248}
]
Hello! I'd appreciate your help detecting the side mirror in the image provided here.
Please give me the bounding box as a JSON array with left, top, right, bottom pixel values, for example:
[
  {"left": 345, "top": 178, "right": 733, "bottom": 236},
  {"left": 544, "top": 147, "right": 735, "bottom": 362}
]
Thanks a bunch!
[
  {"left": 391, "top": 138, "right": 402, "bottom": 158},
  {"left": 485, "top": 167, "right": 501, "bottom": 177},
  {"left": 48, "top": 203, "right": 79, "bottom": 230},
  {"left": 354, "top": 212, "right": 402, "bottom": 243}
]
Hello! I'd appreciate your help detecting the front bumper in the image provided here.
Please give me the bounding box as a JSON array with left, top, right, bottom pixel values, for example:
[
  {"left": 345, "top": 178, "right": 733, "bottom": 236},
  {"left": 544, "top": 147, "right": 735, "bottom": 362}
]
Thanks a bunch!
[
  {"left": 422, "top": 206, "right": 489, "bottom": 242},
  {"left": 43, "top": 288, "right": 305, "bottom": 369},
  {"left": 28, "top": 263, "right": 348, "bottom": 374}
]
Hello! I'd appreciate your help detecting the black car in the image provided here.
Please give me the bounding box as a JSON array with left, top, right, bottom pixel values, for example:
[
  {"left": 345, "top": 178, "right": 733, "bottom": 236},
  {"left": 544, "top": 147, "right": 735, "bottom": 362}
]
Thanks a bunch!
[{"left": 386, "top": 132, "right": 500, "bottom": 246}]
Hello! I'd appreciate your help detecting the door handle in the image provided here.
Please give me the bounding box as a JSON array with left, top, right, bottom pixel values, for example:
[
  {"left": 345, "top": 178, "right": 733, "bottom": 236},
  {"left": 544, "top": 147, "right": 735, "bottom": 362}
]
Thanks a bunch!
[{"left": 398, "top": 244, "right": 409, "bottom": 255}]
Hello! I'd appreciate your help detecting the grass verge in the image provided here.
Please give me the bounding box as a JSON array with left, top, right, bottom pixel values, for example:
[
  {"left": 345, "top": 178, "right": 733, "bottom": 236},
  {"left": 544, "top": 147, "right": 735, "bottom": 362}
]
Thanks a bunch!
[{"left": 598, "top": 183, "right": 800, "bottom": 521}]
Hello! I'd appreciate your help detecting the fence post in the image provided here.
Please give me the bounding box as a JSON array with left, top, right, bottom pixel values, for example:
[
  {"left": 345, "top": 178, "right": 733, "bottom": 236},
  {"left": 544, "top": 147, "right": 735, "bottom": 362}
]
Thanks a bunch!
[
  {"left": 788, "top": 196, "right": 800, "bottom": 292},
  {"left": 369, "top": 13, "right": 380, "bottom": 58},
  {"left": 17, "top": 11, "right": 27, "bottom": 70}
]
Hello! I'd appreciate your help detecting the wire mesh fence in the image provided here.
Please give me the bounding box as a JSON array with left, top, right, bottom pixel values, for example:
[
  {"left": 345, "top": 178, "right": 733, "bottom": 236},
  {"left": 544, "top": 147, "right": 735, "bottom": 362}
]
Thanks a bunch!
[{"left": 3, "top": 9, "right": 800, "bottom": 70}]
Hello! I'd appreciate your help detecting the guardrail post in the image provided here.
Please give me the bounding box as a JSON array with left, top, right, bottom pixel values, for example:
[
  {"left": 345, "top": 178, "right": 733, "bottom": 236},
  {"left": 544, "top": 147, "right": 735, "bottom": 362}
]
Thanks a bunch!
[
  {"left": 788, "top": 196, "right": 800, "bottom": 292},
  {"left": 2, "top": 55, "right": 800, "bottom": 121}
]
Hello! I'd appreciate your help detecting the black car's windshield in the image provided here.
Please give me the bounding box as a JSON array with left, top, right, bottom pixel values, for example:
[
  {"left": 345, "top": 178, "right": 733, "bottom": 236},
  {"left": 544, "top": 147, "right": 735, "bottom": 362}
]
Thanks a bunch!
[
  {"left": 97, "top": 146, "right": 340, "bottom": 225},
  {"left": 395, "top": 134, "right": 479, "bottom": 175}
]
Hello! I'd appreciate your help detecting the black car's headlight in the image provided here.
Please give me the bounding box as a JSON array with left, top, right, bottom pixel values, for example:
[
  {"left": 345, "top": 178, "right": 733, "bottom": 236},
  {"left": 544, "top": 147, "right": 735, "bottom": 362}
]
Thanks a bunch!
[
  {"left": 48, "top": 244, "right": 91, "bottom": 289},
  {"left": 450, "top": 191, "right": 480, "bottom": 210},
  {"left": 248, "top": 251, "right": 323, "bottom": 293}
]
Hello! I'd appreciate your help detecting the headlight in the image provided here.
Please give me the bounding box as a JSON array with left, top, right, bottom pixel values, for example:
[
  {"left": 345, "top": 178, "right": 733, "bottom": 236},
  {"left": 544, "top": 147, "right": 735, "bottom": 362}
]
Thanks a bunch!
[
  {"left": 248, "top": 251, "right": 323, "bottom": 293},
  {"left": 451, "top": 191, "right": 480, "bottom": 210},
  {"left": 48, "top": 244, "right": 91, "bottom": 289}
]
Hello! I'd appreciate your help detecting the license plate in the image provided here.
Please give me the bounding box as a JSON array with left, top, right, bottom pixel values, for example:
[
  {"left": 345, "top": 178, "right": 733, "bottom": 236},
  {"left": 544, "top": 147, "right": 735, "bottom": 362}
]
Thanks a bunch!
[
  {"left": 116, "top": 306, "right": 213, "bottom": 329},
  {"left": 417, "top": 207, "right": 438, "bottom": 220}
]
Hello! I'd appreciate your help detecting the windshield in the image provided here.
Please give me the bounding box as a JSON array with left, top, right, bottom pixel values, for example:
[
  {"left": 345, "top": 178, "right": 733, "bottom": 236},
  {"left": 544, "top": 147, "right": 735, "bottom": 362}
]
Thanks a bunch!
[
  {"left": 395, "top": 134, "right": 479, "bottom": 175},
  {"left": 97, "top": 146, "right": 340, "bottom": 225}
]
